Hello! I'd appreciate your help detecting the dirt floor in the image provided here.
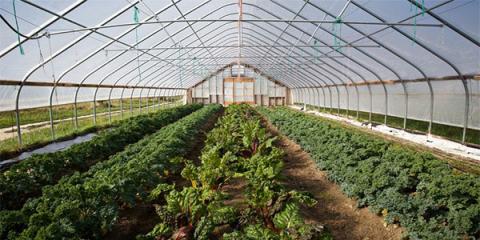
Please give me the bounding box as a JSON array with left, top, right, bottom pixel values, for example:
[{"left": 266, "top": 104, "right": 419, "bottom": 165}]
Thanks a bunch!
[
  {"left": 104, "top": 109, "right": 224, "bottom": 240},
  {"left": 266, "top": 121, "right": 404, "bottom": 240}
]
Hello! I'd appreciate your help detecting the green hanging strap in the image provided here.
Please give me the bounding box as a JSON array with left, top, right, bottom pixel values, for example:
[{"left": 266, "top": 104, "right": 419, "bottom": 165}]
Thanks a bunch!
[
  {"left": 332, "top": 17, "right": 342, "bottom": 52},
  {"left": 133, "top": 6, "right": 140, "bottom": 23},
  {"left": 421, "top": 0, "right": 425, "bottom": 16},
  {"left": 133, "top": 6, "right": 142, "bottom": 82},
  {"left": 12, "top": 0, "right": 24, "bottom": 55},
  {"left": 411, "top": 0, "right": 425, "bottom": 46}
]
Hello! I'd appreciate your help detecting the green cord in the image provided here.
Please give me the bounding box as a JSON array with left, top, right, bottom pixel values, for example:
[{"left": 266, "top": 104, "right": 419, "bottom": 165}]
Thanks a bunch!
[
  {"left": 411, "top": 0, "right": 425, "bottom": 46},
  {"left": 133, "top": 6, "right": 139, "bottom": 23},
  {"left": 12, "top": 0, "right": 24, "bottom": 55},
  {"left": 421, "top": 0, "right": 425, "bottom": 16},
  {"left": 133, "top": 6, "right": 141, "bottom": 83},
  {"left": 332, "top": 17, "right": 342, "bottom": 52}
]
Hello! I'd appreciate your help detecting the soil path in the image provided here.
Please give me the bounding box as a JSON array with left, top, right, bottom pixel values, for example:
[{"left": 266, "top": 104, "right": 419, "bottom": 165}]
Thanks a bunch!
[{"left": 265, "top": 121, "right": 404, "bottom": 240}]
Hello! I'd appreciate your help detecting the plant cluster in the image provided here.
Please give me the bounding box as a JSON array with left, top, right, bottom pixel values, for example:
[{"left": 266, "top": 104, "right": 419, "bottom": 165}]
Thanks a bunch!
[
  {"left": 0, "top": 104, "right": 201, "bottom": 211},
  {"left": 258, "top": 107, "right": 480, "bottom": 240},
  {"left": 0, "top": 104, "right": 221, "bottom": 239},
  {"left": 140, "top": 104, "right": 327, "bottom": 240}
]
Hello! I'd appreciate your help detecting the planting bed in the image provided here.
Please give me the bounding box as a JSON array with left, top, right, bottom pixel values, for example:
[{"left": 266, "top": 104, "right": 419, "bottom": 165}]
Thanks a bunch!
[
  {"left": 136, "top": 104, "right": 330, "bottom": 240},
  {"left": 0, "top": 104, "right": 220, "bottom": 239},
  {"left": 258, "top": 107, "right": 480, "bottom": 240},
  {"left": 1, "top": 104, "right": 478, "bottom": 240},
  {"left": 0, "top": 104, "right": 202, "bottom": 211}
]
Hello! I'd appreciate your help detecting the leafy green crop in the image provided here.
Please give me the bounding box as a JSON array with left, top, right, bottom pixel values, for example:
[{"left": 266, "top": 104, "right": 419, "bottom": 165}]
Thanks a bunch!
[
  {"left": 258, "top": 107, "right": 480, "bottom": 239},
  {"left": 0, "top": 104, "right": 221, "bottom": 239},
  {"left": 140, "top": 104, "right": 326, "bottom": 240},
  {"left": 0, "top": 104, "right": 202, "bottom": 211}
]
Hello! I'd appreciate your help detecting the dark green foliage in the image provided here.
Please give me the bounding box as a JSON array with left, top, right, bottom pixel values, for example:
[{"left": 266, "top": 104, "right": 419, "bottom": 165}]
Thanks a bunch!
[
  {"left": 0, "top": 104, "right": 221, "bottom": 239},
  {"left": 141, "top": 104, "right": 325, "bottom": 240},
  {"left": 0, "top": 104, "right": 202, "bottom": 211},
  {"left": 258, "top": 107, "right": 480, "bottom": 239}
]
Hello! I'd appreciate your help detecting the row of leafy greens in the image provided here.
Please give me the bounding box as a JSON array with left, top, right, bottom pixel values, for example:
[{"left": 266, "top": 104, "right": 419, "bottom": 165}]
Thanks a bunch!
[
  {"left": 0, "top": 104, "right": 201, "bottom": 211},
  {"left": 0, "top": 104, "right": 221, "bottom": 239},
  {"left": 139, "top": 104, "right": 327, "bottom": 240},
  {"left": 258, "top": 107, "right": 480, "bottom": 240}
]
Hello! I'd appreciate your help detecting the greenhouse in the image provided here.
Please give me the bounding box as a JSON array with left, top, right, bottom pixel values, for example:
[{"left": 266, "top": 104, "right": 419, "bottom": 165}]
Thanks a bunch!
[{"left": 0, "top": 0, "right": 479, "bottom": 239}]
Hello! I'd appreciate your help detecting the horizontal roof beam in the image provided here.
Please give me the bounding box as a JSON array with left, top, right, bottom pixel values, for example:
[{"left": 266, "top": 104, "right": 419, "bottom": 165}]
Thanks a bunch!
[
  {"left": 139, "top": 55, "right": 344, "bottom": 61},
  {"left": 0, "top": 79, "right": 185, "bottom": 90},
  {"left": 104, "top": 44, "right": 380, "bottom": 51},
  {"left": 294, "top": 73, "right": 479, "bottom": 88},
  {"left": 47, "top": 19, "right": 443, "bottom": 36}
]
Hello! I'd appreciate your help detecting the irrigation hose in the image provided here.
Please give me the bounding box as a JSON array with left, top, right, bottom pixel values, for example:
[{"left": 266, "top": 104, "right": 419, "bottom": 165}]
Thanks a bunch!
[{"left": 0, "top": 14, "right": 46, "bottom": 40}]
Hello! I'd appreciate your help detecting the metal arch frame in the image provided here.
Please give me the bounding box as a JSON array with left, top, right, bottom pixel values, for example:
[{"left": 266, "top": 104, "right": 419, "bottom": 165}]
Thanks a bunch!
[
  {"left": 408, "top": 0, "right": 479, "bottom": 48},
  {"left": 0, "top": 0, "right": 87, "bottom": 58},
  {"left": 4, "top": 0, "right": 477, "bottom": 145},
  {"left": 139, "top": 22, "right": 316, "bottom": 89},
  {"left": 278, "top": 0, "right": 459, "bottom": 132},
  {"left": 17, "top": 0, "right": 190, "bottom": 142},
  {"left": 87, "top": 7, "right": 246, "bottom": 118},
  {"left": 239, "top": 3, "right": 381, "bottom": 118},
  {"left": 73, "top": 3, "right": 332, "bottom": 96},
  {"left": 45, "top": 0, "right": 231, "bottom": 135},
  {"left": 33, "top": 0, "right": 322, "bottom": 118},
  {"left": 273, "top": 1, "right": 395, "bottom": 125},
  {"left": 7, "top": 1, "right": 472, "bottom": 94},
  {"left": 237, "top": 11, "right": 348, "bottom": 113},
  {"left": 188, "top": 63, "right": 296, "bottom": 104},
  {"left": 250, "top": 0, "right": 321, "bottom": 110},
  {"left": 76, "top": 0, "right": 219, "bottom": 128},
  {"left": 302, "top": 0, "right": 430, "bottom": 129},
  {"left": 133, "top": 27, "right": 314, "bottom": 91},
  {"left": 239, "top": 19, "right": 355, "bottom": 118},
  {"left": 170, "top": 0, "right": 220, "bottom": 66},
  {"left": 239, "top": 19, "right": 346, "bottom": 86},
  {"left": 350, "top": 0, "right": 470, "bottom": 142},
  {"left": 45, "top": 0, "right": 141, "bottom": 138},
  {"left": 300, "top": 0, "right": 456, "bottom": 130},
  {"left": 78, "top": 0, "right": 217, "bottom": 126}
]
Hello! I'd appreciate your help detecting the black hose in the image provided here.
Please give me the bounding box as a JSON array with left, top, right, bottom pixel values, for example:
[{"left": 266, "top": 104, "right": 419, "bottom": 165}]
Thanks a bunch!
[{"left": 0, "top": 14, "right": 44, "bottom": 40}]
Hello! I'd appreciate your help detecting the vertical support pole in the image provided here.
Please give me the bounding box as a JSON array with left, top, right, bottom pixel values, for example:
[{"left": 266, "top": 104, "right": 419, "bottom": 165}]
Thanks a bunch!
[
  {"left": 329, "top": 87, "right": 333, "bottom": 114},
  {"left": 138, "top": 88, "right": 143, "bottom": 114},
  {"left": 93, "top": 87, "right": 100, "bottom": 126},
  {"left": 14, "top": 83, "right": 24, "bottom": 147},
  {"left": 316, "top": 88, "right": 321, "bottom": 111},
  {"left": 73, "top": 86, "right": 80, "bottom": 130},
  {"left": 108, "top": 88, "right": 112, "bottom": 124},
  {"left": 461, "top": 80, "right": 470, "bottom": 143},
  {"left": 146, "top": 88, "right": 151, "bottom": 113},
  {"left": 48, "top": 89, "right": 56, "bottom": 141},
  {"left": 157, "top": 89, "right": 163, "bottom": 109},
  {"left": 274, "top": 82, "right": 277, "bottom": 106},
  {"left": 335, "top": 87, "right": 340, "bottom": 115},
  {"left": 107, "top": 87, "right": 114, "bottom": 124},
  {"left": 152, "top": 88, "right": 158, "bottom": 111},
  {"left": 201, "top": 81, "right": 204, "bottom": 104},
  {"left": 356, "top": 85, "right": 360, "bottom": 119},
  {"left": 129, "top": 89, "right": 134, "bottom": 116},
  {"left": 384, "top": 85, "right": 388, "bottom": 125},
  {"left": 367, "top": 84, "right": 373, "bottom": 123},
  {"left": 120, "top": 88, "right": 125, "bottom": 119},
  {"left": 302, "top": 89, "right": 307, "bottom": 110}
]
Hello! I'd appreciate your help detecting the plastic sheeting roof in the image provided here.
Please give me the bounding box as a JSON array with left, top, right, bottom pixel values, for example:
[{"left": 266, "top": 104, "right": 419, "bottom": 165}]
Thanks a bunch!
[
  {"left": 0, "top": 0, "right": 478, "bottom": 144},
  {"left": 1, "top": 0, "right": 478, "bottom": 88}
]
